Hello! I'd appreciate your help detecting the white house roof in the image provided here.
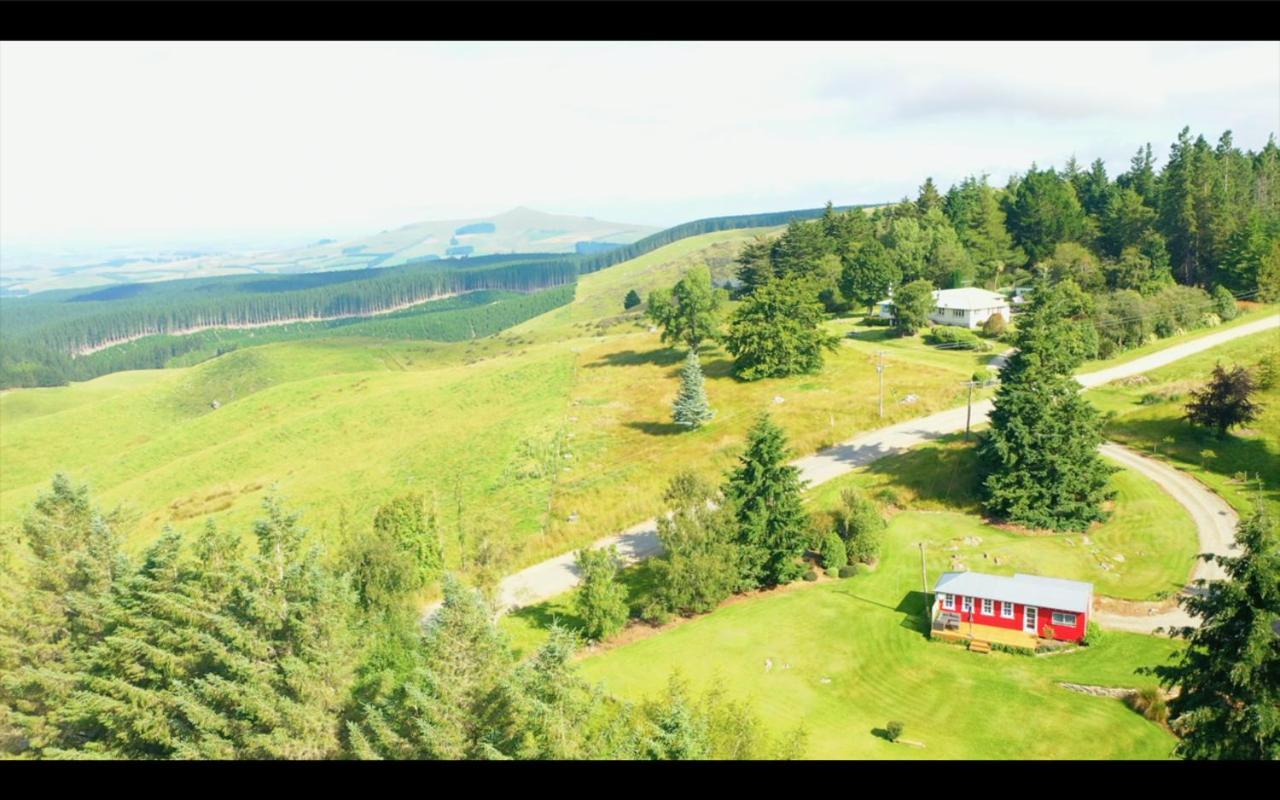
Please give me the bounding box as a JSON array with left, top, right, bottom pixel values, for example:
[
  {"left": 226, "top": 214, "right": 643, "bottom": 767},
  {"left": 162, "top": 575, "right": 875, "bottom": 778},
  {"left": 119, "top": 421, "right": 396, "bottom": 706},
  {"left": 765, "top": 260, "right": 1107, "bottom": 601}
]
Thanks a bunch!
[
  {"left": 931, "top": 288, "right": 1009, "bottom": 311},
  {"left": 876, "top": 287, "right": 1010, "bottom": 310},
  {"left": 933, "top": 571, "right": 1093, "bottom": 613}
]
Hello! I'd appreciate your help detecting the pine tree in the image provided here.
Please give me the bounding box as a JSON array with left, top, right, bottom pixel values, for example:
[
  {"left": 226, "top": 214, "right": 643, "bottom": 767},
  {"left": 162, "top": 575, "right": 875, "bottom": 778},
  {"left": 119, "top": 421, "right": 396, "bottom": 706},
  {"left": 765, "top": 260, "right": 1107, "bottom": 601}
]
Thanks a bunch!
[
  {"left": 725, "top": 414, "right": 810, "bottom": 587},
  {"left": 724, "top": 276, "right": 841, "bottom": 381},
  {"left": 0, "top": 474, "right": 127, "bottom": 757},
  {"left": 672, "top": 350, "right": 714, "bottom": 429},
  {"left": 623, "top": 289, "right": 642, "bottom": 310},
  {"left": 839, "top": 238, "right": 900, "bottom": 311},
  {"left": 1152, "top": 500, "right": 1279, "bottom": 759},
  {"left": 573, "top": 546, "right": 629, "bottom": 641},
  {"left": 977, "top": 280, "right": 1115, "bottom": 531}
]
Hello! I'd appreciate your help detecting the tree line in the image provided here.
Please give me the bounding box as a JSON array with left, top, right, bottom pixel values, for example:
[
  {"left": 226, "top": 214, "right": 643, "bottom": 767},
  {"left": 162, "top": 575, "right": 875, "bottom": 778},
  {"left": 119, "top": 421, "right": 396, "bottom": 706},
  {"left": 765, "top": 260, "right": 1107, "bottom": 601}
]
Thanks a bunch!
[{"left": 0, "top": 474, "right": 808, "bottom": 760}]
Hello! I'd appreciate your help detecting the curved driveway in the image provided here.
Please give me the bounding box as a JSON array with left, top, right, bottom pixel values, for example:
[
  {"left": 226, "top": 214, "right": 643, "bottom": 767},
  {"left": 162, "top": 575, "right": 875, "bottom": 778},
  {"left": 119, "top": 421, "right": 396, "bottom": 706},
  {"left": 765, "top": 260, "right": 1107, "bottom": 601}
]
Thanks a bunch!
[{"left": 427, "top": 313, "right": 1278, "bottom": 619}]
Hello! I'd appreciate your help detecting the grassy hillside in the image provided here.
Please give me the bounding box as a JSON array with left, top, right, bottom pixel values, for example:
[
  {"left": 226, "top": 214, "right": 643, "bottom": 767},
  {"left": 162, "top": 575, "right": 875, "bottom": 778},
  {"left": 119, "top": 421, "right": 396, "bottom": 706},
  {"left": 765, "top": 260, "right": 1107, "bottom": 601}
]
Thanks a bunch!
[
  {"left": 1086, "top": 327, "right": 1279, "bottom": 517},
  {"left": 0, "top": 227, "right": 991, "bottom": 575},
  {"left": 4, "top": 226, "right": 1267, "bottom": 593}
]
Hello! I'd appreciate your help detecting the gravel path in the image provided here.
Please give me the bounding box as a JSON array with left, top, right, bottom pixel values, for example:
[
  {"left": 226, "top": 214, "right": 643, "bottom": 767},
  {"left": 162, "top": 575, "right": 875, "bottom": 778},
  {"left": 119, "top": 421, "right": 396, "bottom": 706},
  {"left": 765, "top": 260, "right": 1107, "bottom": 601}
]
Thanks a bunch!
[
  {"left": 426, "top": 313, "right": 1278, "bottom": 619},
  {"left": 1090, "top": 443, "right": 1239, "bottom": 633}
]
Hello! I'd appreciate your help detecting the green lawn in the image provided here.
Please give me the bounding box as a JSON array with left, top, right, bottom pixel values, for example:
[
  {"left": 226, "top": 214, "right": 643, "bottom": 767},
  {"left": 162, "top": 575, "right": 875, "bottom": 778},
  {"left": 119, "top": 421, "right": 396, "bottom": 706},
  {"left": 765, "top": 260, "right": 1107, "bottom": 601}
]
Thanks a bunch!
[
  {"left": 577, "top": 538, "right": 1182, "bottom": 759},
  {"left": 806, "top": 437, "right": 1199, "bottom": 601},
  {"left": 1086, "top": 327, "right": 1279, "bottom": 517}
]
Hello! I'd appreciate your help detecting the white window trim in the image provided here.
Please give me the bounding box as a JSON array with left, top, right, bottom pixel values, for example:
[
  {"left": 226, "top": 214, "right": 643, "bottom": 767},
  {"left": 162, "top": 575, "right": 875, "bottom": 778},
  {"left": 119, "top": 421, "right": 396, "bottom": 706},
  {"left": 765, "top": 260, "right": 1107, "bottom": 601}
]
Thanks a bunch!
[
  {"left": 1051, "top": 611, "right": 1078, "bottom": 627},
  {"left": 942, "top": 593, "right": 955, "bottom": 610},
  {"left": 981, "top": 598, "right": 993, "bottom": 615},
  {"left": 1001, "top": 601, "right": 1014, "bottom": 619},
  {"left": 962, "top": 596, "right": 973, "bottom": 613}
]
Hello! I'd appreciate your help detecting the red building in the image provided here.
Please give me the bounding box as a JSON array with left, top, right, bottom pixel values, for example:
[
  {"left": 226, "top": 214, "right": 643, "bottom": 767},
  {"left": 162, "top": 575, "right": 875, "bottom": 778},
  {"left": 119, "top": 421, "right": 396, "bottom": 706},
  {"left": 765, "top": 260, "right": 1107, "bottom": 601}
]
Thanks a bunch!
[{"left": 931, "top": 571, "right": 1093, "bottom": 644}]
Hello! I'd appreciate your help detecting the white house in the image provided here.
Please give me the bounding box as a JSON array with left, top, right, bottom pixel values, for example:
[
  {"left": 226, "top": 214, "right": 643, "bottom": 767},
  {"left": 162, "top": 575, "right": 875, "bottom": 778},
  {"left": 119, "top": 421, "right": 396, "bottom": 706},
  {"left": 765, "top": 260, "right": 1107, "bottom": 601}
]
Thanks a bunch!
[{"left": 876, "top": 287, "right": 1011, "bottom": 330}]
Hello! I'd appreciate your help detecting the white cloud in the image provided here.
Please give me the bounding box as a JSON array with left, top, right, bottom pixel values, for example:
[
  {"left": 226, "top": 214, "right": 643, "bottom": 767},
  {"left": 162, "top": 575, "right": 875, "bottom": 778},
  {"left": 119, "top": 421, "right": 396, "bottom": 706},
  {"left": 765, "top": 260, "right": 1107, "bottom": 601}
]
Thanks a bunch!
[{"left": 1, "top": 41, "right": 1276, "bottom": 249}]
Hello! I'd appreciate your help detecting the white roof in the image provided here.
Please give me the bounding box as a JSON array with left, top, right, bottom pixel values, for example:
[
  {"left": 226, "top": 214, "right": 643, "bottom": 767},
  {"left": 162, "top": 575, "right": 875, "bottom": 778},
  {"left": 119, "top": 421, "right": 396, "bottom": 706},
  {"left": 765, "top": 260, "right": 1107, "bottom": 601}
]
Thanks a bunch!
[
  {"left": 931, "top": 288, "right": 1009, "bottom": 311},
  {"left": 933, "top": 571, "right": 1093, "bottom": 613},
  {"left": 876, "top": 287, "right": 1010, "bottom": 310}
]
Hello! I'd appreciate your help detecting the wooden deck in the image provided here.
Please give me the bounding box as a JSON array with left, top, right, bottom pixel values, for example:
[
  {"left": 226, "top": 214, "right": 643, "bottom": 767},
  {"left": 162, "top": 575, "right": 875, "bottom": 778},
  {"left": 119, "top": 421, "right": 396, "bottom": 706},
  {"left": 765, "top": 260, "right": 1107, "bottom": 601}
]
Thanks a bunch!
[{"left": 932, "top": 620, "right": 1038, "bottom": 651}]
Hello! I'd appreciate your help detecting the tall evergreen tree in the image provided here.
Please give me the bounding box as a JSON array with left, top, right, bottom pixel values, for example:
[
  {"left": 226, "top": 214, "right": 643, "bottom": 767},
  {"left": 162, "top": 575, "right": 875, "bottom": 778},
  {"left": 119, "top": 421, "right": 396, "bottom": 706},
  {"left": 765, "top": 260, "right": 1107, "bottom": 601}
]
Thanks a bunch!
[
  {"left": 672, "top": 350, "right": 714, "bottom": 429},
  {"left": 1184, "top": 363, "right": 1262, "bottom": 439},
  {"left": 1004, "top": 165, "right": 1090, "bottom": 265},
  {"left": 0, "top": 475, "right": 127, "bottom": 757},
  {"left": 916, "top": 178, "right": 943, "bottom": 215},
  {"left": 977, "top": 280, "right": 1115, "bottom": 531},
  {"left": 734, "top": 238, "right": 777, "bottom": 296},
  {"left": 838, "top": 238, "right": 900, "bottom": 311},
  {"left": 1152, "top": 500, "right": 1279, "bottom": 760},
  {"left": 725, "top": 414, "right": 810, "bottom": 587},
  {"left": 724, "top": 276, "right": 840, "bottom": 381}
]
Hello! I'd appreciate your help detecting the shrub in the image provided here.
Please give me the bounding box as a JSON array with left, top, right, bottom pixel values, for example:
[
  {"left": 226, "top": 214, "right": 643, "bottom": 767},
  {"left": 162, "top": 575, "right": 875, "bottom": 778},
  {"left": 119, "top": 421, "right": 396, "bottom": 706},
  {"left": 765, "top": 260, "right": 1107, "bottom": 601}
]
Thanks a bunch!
[
  {"left": 971, "top": 370, "right": 988, "bottom": 385},
  {"left": 802, "top": 569, "right": 819, "bottom": 582},
  {"left": 1082, "top": 620, "right": 1104, "bottom": 646},
  {"left": 924, "top": 325, "right": 990, "bottom": 351},
  {"left": 826, "top": 567, "right": 839, "bottom": 578},
  {"left": 838, "top": 564, "right": 859, "bottom": 579},
  {"left": 885, "top": 721, "right": 904, "bottom": 742},
  {"left": 1129, "top": 686, "right": 1170, "bottom": 724},
  {"left": 981, "top": 312, "right": 1007, "bottom": 338},
  {"left": 1212, "top": 285, "right": 1238, "bottom": 321},
  {"left": 874, "top": 487, "right": 901, "bottom": 508},
  {"left": 1256, "top": 347, "right": 1279, "bottom": 390},
  {"left": 818, "top": 532, "right": 848, "bottom": 569},
  {"left": 1041, "top": 624, "right": 1056, "bottom": 641},
  {"left": 833, "top": 488, "right": 885, "bottom": 563}
]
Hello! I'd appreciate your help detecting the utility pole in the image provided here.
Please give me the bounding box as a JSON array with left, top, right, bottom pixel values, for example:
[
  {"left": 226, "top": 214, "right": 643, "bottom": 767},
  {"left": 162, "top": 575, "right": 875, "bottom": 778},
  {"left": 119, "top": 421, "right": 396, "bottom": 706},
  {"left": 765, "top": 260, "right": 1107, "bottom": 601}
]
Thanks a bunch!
[
  {"left": 918, "top": 541, "right": 929, "bottom": 625},
  {"left": 876, "top": 351, "right": 886, "bottom": 419},
  {"left": 964, "top": 380, "right": 977, "bottom": 441}
]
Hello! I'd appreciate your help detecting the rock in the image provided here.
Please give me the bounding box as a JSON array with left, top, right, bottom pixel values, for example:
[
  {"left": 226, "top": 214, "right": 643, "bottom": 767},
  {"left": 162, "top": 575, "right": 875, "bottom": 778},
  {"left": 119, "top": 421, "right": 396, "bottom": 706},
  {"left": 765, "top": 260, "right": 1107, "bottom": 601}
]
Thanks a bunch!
[
  {"left": 567, "top": 512, "right": 579, "bottom": 523},
  {"left": 902, "top": 393, "right": 919, "bottom": 404},
  {"left": 764, "top": 658, "right": 773, "bottom": 672},
  {"left": 210, "top": 399, "right": 221, "bottom": 410},
  {"left": 773, "top": 395, "right": 785, "bottom": 405},
  {"left": 819, "top": 676, "right": 831, "bottom": 685},
  {"left": 1112, "top": 554, "right": 1125, "bottom": 562},
  {"left": 1081, "top": 535, "right": 1091, "bottom": 545}
]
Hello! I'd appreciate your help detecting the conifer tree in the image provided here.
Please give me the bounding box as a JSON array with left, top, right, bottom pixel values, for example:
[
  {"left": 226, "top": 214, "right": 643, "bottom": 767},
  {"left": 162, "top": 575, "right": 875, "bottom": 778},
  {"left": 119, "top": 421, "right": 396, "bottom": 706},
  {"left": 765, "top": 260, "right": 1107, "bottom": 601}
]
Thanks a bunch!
[
  {"left": 724, "top": 276, "right": 840, "bottom": 381},
  {"left": 977, "top": 280, "right": 1115, "bottom": 531},
  {"left": 574, "top": 546, "right": 629, "bottom": 641},
  {"left": 0, "top": 474, "right": 127, "bottom": 757},
  {"left": 1152, "top": 500, "right": 1279, "bottom": 760},
  {"left": 672, "top": 350, "right": 714, "bottom": 429},
  {"left": 725, "top": 414, "right": 810, "bottom": 587},
  {"left": 624, "top": 289, "right": 642, "bottom": 310}
]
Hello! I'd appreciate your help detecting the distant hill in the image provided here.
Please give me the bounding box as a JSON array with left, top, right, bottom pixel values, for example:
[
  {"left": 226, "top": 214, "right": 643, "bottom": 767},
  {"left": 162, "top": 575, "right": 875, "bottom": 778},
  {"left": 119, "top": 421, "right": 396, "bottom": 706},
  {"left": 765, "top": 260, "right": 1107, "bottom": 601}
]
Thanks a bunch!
[{"left": 0, "top": 208, "right": 660, "bottom": 295}]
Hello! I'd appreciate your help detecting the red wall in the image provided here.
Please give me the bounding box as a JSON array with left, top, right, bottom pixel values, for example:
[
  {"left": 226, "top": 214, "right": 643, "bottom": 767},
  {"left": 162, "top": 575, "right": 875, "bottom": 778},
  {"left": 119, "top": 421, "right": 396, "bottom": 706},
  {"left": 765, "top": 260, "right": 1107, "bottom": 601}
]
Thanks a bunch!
[{"left": 938, "top": 593, "right": 1087, "bottom": 642}]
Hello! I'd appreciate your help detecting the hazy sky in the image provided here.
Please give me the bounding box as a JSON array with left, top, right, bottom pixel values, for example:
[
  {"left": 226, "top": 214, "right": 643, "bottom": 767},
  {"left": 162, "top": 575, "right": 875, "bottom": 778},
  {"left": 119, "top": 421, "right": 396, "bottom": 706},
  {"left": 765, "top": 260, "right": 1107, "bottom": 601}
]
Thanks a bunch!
[{"left": 2, "top": 41, "right": 1277, "bottom": 249}]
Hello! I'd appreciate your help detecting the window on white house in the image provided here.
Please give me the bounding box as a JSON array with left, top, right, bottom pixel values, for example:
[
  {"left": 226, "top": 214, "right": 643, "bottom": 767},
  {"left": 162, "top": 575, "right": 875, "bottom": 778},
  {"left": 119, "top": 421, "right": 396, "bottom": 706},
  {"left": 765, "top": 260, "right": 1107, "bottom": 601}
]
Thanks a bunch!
[
  {"left": 1001, "top": 601, "right": 1014, "bottom": 619},
  {"left": 1051, "top": 611, "right": 1078, "bottom": 627},
  {"left": 982, "top": 598, "right": 993, "bottom": 615},
  {"left": 962, "top": 596, "right": 973, "bottom": 613}
]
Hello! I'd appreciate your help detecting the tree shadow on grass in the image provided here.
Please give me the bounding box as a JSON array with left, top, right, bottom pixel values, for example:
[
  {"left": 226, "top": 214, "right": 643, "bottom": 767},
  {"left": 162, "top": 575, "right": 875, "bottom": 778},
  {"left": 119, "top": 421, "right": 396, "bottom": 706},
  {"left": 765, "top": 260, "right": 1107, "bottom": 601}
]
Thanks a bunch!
[
  {"left": 625, "top": 420, "right": 687, "bottom": 437},
  {"left": 895, "top": 590, "right": 932, "bottom": 637},
  {"left": 1106, "top": 416, "right": 1280, "bottom": 503},
  {"left": 870, "top": 728, "right": 894, "bottom": 742},
  {"left": 861, "top": 434, "right": 983, "bottom": 511},
  {"left": 506, "top": 601, "right": 588, "bottom": 638},
  {"left": 846, "top": 328, "right": 898, "bottom": 344},
  {"left": 586, "top": 348, "right": 685, "bottom": 369}
]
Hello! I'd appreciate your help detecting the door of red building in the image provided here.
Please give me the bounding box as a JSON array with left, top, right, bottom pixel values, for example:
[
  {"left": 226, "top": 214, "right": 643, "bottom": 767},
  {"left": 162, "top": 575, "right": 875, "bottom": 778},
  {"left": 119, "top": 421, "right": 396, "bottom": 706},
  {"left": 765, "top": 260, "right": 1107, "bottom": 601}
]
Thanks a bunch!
[{"left": 1023, "top": 606, "right": 1038, "bottom": 634}]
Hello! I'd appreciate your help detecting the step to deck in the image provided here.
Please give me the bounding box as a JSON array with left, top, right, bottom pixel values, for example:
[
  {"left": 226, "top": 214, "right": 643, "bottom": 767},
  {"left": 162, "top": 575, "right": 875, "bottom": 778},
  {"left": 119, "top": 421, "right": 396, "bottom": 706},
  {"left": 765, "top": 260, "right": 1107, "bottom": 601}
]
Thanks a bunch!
[{"left": 968, "top": 640, "right": 992, "bottom": 654}]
